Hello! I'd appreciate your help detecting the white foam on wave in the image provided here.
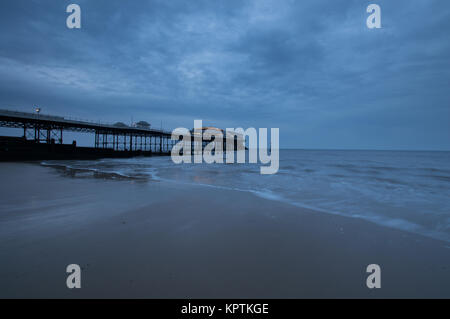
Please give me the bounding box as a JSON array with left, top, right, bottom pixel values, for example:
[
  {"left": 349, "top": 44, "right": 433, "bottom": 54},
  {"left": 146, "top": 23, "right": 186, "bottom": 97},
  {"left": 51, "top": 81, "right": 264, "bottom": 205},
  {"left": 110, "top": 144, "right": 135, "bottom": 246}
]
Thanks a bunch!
[{"left": 40, "top": 150, "right": 450, "bottom": 243}]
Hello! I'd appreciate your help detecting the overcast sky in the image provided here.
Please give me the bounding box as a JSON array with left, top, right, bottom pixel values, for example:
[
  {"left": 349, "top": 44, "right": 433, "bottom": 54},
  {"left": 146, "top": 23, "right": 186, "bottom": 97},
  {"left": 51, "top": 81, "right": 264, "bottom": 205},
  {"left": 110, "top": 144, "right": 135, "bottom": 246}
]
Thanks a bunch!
[{"left": 0, "top": 0, "right": 449, "bottom": 150}]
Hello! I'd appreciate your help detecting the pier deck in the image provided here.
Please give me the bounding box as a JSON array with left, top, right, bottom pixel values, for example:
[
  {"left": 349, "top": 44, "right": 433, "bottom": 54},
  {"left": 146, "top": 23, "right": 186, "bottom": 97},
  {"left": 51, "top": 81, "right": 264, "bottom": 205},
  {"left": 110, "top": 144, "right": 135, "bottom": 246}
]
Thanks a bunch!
[{"left": 0, "top": 109, "right": 175, "bottom": 161}]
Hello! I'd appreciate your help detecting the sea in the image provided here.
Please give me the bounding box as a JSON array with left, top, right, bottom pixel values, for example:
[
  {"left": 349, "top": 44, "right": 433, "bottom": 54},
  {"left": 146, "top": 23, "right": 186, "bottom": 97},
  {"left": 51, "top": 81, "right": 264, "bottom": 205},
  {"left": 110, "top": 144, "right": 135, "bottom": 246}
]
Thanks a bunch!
[{"left": 42, "top": 150, "right": 450, "bottom": 242}]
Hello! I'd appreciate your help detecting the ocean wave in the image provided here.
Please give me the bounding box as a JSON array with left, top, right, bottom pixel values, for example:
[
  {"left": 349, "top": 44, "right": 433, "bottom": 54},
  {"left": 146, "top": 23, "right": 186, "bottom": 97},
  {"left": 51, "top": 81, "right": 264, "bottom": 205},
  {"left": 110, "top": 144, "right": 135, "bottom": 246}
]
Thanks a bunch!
[
  {"left": 40, "top": 150, "right": 450, "bottom": 243},
  {"left": 41, "top": 161, "right": 141, "bottom": 180}
]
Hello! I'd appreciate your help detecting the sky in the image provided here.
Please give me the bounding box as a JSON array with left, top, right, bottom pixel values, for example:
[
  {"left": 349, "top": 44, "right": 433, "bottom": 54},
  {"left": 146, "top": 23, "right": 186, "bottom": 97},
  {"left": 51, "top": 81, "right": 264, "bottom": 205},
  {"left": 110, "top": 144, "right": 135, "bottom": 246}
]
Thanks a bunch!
[{"left": 0, "top": 0, "right": 449, "bottom": 150}]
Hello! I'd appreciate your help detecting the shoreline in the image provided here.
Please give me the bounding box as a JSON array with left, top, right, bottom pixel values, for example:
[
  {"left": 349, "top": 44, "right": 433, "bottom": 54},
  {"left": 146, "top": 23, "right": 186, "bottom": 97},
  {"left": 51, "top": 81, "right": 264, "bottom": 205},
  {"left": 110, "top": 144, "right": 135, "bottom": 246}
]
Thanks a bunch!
[
  {"left": 0, "top": 163, "right": 449, "bottom": 298},
  {"left": 40, "top": 159, "right": 450, "bottom": 244}
]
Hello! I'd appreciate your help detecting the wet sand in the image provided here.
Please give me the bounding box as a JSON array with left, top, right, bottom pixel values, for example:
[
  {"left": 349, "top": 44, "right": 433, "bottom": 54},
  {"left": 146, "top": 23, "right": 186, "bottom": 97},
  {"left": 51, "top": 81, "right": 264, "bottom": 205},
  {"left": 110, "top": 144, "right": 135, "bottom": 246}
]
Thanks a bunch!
[{"left": 0, "top": 163, "right": 449, "bottom": 298}]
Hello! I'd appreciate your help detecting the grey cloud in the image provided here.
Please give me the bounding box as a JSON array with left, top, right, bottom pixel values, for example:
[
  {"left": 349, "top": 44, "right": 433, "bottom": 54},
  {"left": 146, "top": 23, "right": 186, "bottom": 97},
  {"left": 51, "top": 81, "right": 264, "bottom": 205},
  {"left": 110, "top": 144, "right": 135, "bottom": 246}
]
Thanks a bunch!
[{"left": 0, "top": 0, "right": 449, "bottom": 149}]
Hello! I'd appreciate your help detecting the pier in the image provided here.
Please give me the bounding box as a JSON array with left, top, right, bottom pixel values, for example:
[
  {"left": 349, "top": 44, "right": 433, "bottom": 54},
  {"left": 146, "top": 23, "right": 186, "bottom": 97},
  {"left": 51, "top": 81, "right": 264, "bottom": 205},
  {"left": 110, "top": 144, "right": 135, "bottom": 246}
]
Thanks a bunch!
[{"left": 0, "top": 109, "right": 176, "bottom": 161}]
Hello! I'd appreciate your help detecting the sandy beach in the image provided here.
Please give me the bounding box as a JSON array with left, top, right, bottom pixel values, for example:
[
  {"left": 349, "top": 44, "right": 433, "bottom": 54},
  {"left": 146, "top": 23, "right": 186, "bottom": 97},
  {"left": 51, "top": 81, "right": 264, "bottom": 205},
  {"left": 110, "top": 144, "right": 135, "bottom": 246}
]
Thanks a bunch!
[{"left": 0, "top": 162, "right": 449, "bottom": 298}]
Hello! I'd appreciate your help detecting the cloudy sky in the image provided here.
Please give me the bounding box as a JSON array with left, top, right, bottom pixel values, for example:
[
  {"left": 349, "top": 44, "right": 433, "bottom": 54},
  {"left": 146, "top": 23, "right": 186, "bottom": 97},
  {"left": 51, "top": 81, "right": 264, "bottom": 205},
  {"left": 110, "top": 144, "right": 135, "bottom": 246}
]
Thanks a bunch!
[{"left": 0, "top": 0, "right": 449, "bottom": 149}]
